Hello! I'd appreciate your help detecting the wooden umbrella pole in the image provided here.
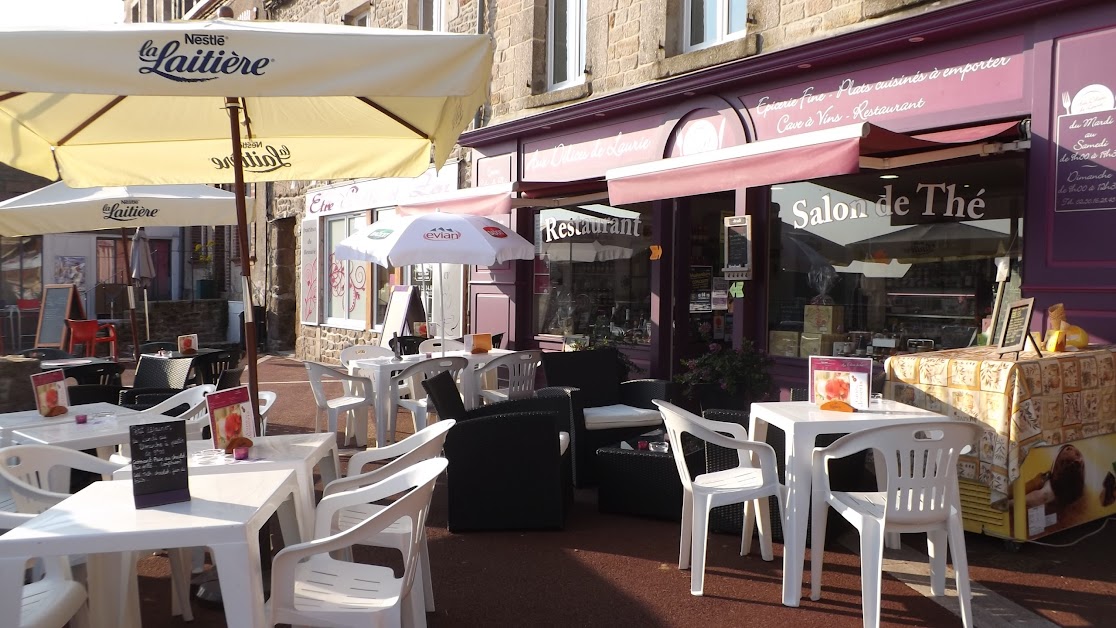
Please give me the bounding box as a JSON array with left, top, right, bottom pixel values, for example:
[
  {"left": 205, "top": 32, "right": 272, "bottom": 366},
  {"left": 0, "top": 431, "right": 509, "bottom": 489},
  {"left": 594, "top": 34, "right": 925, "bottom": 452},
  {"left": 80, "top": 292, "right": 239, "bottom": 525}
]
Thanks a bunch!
[
  {"left": 120, "top": 227, "right": 142, "bottom": 362},
  {"left": 226, "top": 96, "right": 262, "bottom": 428}
]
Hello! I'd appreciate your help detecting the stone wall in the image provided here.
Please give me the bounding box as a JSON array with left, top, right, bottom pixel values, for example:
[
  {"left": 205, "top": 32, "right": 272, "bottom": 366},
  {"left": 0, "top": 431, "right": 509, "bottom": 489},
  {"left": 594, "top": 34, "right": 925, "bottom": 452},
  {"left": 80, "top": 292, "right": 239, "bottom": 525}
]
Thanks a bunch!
[
  {"left": 111, "top": 299, "right": 233, "bottom": 356},
  {"left": 0, "top": 357, "right": 40, "bottom": 412}
]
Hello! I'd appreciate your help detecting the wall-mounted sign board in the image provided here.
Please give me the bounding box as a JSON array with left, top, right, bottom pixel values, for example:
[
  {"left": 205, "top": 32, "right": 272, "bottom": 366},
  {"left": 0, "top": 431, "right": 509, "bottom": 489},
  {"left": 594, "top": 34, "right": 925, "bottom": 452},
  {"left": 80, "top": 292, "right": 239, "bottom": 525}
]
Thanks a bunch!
[
  {"left": 722, "top": 216, "right": 753, "bottom": 280},
  {"left": 34, "top": 284, "right": 87, "bottom": 349}
]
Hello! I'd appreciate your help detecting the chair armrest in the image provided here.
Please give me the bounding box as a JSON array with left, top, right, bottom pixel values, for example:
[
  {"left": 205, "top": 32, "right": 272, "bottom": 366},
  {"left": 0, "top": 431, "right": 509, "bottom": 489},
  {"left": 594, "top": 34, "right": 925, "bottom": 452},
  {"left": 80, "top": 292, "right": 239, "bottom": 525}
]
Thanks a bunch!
[
  {"left": 701, "top": 408, "right": 750, "bottom": 426},
  {"left": 620, "top": 379, "right": 677, "bottom": 409},
  {"left": 119, "top": 387, "right": 182, "bottom": 406},
  {"left": 344, "top": 439, "right": 419, "bottom": 475}
]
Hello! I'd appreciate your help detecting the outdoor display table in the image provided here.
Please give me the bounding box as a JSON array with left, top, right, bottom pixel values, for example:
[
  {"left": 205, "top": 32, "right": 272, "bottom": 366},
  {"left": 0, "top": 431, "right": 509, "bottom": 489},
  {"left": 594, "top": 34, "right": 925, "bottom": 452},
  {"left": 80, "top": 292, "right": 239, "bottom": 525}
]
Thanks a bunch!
[
  {"left": 884, "top": 345, "right": 1116, "bottom": 542},
  {"left": 595, "top": 434, "right": 703, "bottom": 521}
]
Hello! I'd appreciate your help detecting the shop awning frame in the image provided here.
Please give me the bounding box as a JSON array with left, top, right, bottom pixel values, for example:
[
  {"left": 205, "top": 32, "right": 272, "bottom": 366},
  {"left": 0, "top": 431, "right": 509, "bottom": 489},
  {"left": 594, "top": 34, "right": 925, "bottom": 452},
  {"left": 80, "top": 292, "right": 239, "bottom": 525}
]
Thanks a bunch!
[
  {"left": 605, "top": 120, "right": 1028, "bottom": 205},
  {"left": 395, "top": 180, "right": 610, "bottom": 216}
]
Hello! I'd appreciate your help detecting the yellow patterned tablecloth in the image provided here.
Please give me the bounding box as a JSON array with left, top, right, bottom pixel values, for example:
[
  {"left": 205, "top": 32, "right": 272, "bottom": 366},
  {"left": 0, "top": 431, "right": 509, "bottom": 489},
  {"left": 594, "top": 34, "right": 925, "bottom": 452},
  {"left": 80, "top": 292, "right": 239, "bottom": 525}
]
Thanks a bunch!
[{"left": 885, "top": 345, "right": 1116, "bottom": 505}]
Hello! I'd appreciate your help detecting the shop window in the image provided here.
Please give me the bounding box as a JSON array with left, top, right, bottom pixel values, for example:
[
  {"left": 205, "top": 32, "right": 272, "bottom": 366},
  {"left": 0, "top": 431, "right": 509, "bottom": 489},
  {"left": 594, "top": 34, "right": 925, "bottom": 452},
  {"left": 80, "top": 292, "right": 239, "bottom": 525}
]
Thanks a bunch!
[
  {"left": 0, "top": 236, "right": 43, "bottom": 303},
  {"left": 325, "top": 213, "right": 369, "bottom": 329},
  {"left": 95, "top": 238, "right": 128, "bottom": 284},
  {"left": 548, "top": 0, "right": 587, "bottom": 89},
  {"left": 684, "top": 0, "right": 748, "bottom": 52},
  {"left": 766, "top": 156, "right": 1024, "bottom": 361},
  {"left": 420, "top": 0, "right": 444, "bottom": 32},
  {"left": 534, "top": 202, "right": 653, "bottom": 345}
]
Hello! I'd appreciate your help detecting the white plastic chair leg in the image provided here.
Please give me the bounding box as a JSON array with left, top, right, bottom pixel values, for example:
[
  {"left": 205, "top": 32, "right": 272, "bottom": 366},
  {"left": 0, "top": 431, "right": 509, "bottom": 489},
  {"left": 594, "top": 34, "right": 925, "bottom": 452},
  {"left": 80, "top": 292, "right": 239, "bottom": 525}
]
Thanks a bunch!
[
  {"left": 859, "top": 519, "right": 886, "bottom": 628},
  {"left": 754, "top": 496, "right": 774, "bottom": 561},
  {"left": 678, "top": 491, "right": 693, "bottom": 570},
  {"left": 419, "top": 534, "right": 435, "bottom": 612},
  {"left": 690, "top": 495, "right": 712, "bottom": 596},
  {"left": 413, "top": 405, "right": 430, "bottom": 432},
  {"left": 948, "top": 516, "right": 975, "bottom": 628},
  {"left": 926, "top": 528, "right": 948, "bottom": 596},
  {"left": 740, "top": 499, "right": 755, "bottom": 556}
]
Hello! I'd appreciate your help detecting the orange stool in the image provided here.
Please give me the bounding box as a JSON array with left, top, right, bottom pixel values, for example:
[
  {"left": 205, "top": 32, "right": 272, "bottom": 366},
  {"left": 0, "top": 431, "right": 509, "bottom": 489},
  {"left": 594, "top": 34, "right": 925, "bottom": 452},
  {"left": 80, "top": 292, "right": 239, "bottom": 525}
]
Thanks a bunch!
[{"left": 65, "top": 319, "right": 118, "bottom": 360}]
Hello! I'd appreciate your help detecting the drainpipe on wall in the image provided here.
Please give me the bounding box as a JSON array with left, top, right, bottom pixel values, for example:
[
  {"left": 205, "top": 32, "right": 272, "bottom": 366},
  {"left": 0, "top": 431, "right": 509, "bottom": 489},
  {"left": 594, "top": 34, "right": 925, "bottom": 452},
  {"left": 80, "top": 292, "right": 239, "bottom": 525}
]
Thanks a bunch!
[{"left": 474, "top": 0, "right": 486, "bottom": 130}]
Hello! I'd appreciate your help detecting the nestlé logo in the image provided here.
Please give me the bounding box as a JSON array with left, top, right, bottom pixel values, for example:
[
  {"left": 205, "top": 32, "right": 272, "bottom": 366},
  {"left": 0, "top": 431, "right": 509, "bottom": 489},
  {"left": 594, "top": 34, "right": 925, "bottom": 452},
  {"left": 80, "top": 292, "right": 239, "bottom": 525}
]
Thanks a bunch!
[{"left": 138, "top": 35, "right": 271, "bottom": 83}]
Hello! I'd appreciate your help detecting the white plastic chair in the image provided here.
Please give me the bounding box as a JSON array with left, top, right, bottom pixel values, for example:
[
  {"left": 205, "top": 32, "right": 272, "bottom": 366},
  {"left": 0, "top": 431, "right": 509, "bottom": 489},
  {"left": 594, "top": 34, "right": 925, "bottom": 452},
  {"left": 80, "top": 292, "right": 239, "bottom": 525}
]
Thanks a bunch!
[
  {"left": 654, "top": 401, "right": 785, "bottom": 596},
  {"left": 266, "top": 457, "right": 447, "bottom": 628},
  {"left": 473, "top": 349, "right": 541, "bottom": 406},
  {"left": 321, "top": 420, "right": 455, "bottom": 613},
  {"left": 135, "top": 384, "right": 216, "bottom": 441},
  {"left": 388, "top": 356, "right": 468, "bottom": 439},
  {"left": 258, "top": 391, "right": 278, "bottom": 436},
  {"left": 305, "top": 361, "right": 375, "bottom": 447},
  {"left": 418, "top": 337, "right": 465, "bottom": 355},
  {"left": 0, "top": 510, "right": 89, "bottom": 628},
  {"left": 810, "top": 421, "right": 980, "bottom": 628},
  {"left": 339, "top": 344, "right": 394, "bottom": 367},
  {"left": 0, "top": 444, "right": 193, "bottom": 622}
]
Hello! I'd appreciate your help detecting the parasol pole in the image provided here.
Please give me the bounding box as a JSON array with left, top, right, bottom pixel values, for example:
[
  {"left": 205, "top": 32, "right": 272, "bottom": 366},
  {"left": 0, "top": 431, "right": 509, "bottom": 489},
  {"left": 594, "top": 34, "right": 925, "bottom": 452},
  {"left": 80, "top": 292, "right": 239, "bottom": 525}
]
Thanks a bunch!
[
  {"left": 439, "top": 262, "right": 446, "bottom": 356},
  {"left": 225, "top": 95, "right": 262, "bottom": 429},
  {"left": 144, "top": 289, "right": 150, "bottom": 340},
  {"left": 120, "top": 227, "right": 142, "bottom": 362}
]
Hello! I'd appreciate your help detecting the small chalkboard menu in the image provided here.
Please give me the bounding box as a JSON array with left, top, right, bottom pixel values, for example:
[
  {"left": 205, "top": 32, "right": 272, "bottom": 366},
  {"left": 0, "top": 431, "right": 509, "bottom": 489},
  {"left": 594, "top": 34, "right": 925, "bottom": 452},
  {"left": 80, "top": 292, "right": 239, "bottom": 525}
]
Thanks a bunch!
[
  {"left": 378, "top": 285, "right": 426, "bottom": 349},
  {"left": 34, "top": 284, "right": 86, "bottom": 349},
  {"left": 722, "top": 216, "right": 753, "bottom": 279},
  {"left": 129, "top": 419, "right": 191, "bottom": 508},
  {"left": 997, "top": 297, "right": 1041, "bottom": 357}
]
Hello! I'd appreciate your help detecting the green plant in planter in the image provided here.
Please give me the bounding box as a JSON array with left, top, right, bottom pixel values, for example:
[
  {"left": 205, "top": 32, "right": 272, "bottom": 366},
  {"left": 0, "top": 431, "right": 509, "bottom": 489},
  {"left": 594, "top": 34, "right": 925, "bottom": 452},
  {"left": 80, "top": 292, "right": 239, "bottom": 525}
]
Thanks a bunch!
[{"left": 675, "top": 338, "right": 773, "bottom": 408}]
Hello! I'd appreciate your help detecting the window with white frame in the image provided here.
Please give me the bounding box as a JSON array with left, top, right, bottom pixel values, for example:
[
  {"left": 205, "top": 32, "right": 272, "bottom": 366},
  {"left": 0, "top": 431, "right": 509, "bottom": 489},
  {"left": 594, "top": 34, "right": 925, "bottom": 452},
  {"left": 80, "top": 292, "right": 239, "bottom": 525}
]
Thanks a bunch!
[
  {"left": 420, "top": 0, "right": 444, "bottom": 32},
  {"left": 345, "top": 4, "right": 371, "bottom": 27},
  {"left": 548, "top": 0, "right": 586, "bottom": 89},
  {"left": 325, "top": 213, "right": 369, "bottom": 328},
  {"left": 684, "top": 0, "right": 748, "bottom": 51}
]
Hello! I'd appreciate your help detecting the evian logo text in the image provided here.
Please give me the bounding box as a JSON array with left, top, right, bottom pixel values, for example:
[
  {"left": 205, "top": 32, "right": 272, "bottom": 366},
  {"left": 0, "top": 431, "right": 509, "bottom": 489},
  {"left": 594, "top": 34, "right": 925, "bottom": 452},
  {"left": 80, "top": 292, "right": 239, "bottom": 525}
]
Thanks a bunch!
[
  {"left": 422, "top": 227, "right": 461, "bottom": 241},
  {"left": 212, "top": 143, "right": 292, "bottom": 173},
  {"left": 138, "top": 36, "right": 271, "bottom": 83},
  {"left": 103, "top": 200, "right": 159, "bottom": 222},
  {"left": 483, "top": 226, "right": 508, "bottom": 238}
]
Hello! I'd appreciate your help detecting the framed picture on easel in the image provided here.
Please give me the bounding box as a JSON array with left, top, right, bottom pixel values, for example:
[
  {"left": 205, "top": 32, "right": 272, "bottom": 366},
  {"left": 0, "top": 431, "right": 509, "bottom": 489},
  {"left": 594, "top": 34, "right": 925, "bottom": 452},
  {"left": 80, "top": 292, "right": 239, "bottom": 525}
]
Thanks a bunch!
[{"left": 997, "top": 297, "right": 1041, "bottom": 357}]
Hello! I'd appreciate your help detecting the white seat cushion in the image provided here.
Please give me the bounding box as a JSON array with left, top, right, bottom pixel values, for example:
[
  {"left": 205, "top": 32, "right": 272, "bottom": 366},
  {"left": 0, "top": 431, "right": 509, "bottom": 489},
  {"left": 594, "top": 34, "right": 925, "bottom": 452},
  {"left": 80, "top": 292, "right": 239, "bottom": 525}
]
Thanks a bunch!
[{"left": 582, "top": 404, "right": 662, "bottom": 431}]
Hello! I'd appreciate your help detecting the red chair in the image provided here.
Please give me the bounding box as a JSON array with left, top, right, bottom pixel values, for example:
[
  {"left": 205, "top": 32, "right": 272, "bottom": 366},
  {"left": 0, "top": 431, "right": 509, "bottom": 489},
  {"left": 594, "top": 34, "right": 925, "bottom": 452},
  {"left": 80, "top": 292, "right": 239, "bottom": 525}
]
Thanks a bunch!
[{"left": 65, "top": 319, "right": 118, "bottom": 360}]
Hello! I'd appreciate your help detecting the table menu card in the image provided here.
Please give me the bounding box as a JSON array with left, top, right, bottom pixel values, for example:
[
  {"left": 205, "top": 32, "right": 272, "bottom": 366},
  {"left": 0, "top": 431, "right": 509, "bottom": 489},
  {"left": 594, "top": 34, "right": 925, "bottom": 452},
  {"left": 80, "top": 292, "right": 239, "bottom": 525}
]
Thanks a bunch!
[
  {"left": 129, "top": 420, "right": 191, "bottom": 508},
  {"left": 30, "top": 368, "right": 68, "bottom": 417},
  {"left": 205, "top": 385, "right": 256, "bottom": 451},
  {"left": 808, "top": 356, "right": 873, "bottom": 410},
  {"left": 177, "top": 333, "right": 199, "bottom": 355}
]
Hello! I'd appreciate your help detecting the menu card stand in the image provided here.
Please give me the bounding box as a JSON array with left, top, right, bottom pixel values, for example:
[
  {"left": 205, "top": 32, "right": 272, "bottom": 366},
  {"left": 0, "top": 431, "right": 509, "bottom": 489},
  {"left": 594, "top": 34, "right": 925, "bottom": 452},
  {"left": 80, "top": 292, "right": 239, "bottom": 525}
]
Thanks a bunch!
[
  {"left": 129, "top": 420, "right": 191, "bottom": 508},
  {"left": 996, "top": 297, "right": 1042, "bottom": 359}
]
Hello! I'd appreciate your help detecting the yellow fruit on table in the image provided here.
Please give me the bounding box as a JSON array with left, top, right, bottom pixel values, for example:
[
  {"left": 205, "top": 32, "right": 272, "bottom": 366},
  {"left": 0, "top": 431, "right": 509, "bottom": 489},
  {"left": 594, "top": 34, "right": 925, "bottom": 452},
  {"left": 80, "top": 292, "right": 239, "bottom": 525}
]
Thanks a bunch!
[{"left": 1064, "top": 325, "right": 1089, "bottom": 349}]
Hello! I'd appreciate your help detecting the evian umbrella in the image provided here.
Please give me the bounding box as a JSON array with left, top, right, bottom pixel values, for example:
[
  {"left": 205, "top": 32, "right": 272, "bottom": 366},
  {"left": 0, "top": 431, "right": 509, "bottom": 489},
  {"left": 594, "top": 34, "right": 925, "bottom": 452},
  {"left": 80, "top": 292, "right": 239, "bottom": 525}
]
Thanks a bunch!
[
  {"left": 0, "top": 181, "right": 240, "bottom": 360},
  {"left": 0, "top": 15, "right": 493, "bottom": 429},
  {"left": 334, "top": 213, "right": 534, "bottom": 353}
]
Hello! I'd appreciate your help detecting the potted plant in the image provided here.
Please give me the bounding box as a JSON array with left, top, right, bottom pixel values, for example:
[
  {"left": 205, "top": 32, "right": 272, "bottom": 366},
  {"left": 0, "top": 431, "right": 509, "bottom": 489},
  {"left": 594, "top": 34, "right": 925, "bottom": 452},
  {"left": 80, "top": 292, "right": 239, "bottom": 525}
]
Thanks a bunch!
[
  {"left": 675, "top": 337, "right": 773, "bottom": 412},
  {"left": 193, "top": 241, "right": 217, "bottom": 299}
]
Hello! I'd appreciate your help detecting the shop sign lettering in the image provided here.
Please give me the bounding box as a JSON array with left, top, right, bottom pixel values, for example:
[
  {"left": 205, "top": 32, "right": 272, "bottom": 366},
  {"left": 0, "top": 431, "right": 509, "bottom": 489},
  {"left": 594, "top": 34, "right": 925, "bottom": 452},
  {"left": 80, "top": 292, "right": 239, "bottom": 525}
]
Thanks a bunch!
[
  {"left": 523, "top": 117, "right": 663, "bottom": 181},
  {"left": 740, "top": 37, "right": 1026, "bottom": 140},
  {"left": 542, "top": 216, "right": 642, "bottom": 242},
  {"left": 790, "top": 184, "right": 986, "bottom": 229}
]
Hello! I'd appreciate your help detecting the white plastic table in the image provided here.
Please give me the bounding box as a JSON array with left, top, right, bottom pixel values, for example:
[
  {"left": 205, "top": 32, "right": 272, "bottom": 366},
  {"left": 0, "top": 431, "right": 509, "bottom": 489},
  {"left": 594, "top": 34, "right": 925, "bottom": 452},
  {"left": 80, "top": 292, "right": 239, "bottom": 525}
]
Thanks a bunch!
[
  {"left": 0, "top": 469, "right": 302, "bottom": 628},
  {"left": 747, "top": 399, "right": 947, "bottom": 607},
  {"left": 350, "top": 349, "right": 513, "bottom": 447},
  {"left": 113, "top": 433, "right": 339, "bottom": 533},
  {"left": 11, "top": 408, "right": 171, "bottom": 456},
  {"left": 0, "top": 402, "right": 144, "bottom": 446}
]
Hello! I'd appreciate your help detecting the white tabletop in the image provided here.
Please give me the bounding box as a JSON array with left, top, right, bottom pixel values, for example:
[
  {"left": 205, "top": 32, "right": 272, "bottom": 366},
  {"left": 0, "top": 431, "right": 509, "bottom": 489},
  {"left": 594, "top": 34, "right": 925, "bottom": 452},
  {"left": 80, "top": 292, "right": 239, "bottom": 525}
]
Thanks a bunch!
[
  {"left": 11, "top": 409, "right": 172, "bottom": 451},
  {"left": 0, "top": 469, "right": 301, "bottom": 628},
  {"left": 0, "top": 402, "right": 142, "bottom": 446},
  {"left": 749, "top": 399, "right": 940, "bottom": 430}
]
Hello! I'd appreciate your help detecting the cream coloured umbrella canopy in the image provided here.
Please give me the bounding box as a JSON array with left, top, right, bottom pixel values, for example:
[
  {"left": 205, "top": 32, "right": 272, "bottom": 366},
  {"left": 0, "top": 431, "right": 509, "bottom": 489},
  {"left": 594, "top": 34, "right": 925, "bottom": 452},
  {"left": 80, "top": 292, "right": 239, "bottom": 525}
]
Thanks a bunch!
[{"left": 0, "top": 17, "right": 493, "bottom": 424}]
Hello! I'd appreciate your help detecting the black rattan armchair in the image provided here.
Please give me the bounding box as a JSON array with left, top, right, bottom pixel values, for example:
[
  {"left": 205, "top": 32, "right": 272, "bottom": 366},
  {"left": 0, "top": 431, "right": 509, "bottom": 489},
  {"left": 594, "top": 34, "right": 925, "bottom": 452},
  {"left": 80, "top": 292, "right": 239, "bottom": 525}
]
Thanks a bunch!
[
  {"left": 65, "top": 361, "right": 125, "bottom": 386},
  {"left": 538, "top": 347, "right": 677, "bottom": 487},
  {"left": 191, "top": 349, "right": 240, "bottom": 385},
  {"left": 422, "top": 371, "right": 572, "bottom": 532},
  {"left": 131, "top": 355, "right": 194, "bottom": 389},
  {"left": 387, "top": 335, "right": 425, "bottom": 356},
  {"left": 67, "top": 384, "right": 125, "bottom": 405}
]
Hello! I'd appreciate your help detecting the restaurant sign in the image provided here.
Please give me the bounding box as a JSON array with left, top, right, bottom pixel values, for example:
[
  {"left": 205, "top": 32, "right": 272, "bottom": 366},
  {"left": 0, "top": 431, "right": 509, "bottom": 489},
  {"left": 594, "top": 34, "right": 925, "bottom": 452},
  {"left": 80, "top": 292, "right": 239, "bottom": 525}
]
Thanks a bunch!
[
  {"left": 739, "top": 37, "right": 1027, "bottom": 140},
  {"left": 1053, "top": 28, "right": 1116, "bottom": 213}
]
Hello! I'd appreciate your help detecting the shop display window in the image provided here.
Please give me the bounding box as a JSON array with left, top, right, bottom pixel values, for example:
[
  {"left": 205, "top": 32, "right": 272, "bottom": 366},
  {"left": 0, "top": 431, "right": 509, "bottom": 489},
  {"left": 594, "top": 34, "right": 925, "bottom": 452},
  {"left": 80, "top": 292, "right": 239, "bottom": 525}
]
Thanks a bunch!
[
  {"left": 766, "top": 156, "right": 1024, "bottom": 360},
  {"left": 533, "top": 202, "right": 653, "bottom": 345},
  {"left": 324, "top": 213, "right": 368, "bottom": 328},
  {"left": 0, "top": 236, "right": 43, "bottom": 305}
]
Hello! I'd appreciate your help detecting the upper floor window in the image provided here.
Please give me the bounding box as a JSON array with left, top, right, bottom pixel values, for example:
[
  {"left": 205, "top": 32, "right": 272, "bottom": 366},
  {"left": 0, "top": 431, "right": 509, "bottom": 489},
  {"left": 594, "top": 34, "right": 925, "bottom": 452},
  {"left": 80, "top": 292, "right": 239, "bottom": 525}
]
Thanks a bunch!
[
  {"left": 421, "top": 0, "right": 444, "bottom": 32},
  {"left": 346, "top": 6, "right": 371, "bottom": 27},
  {"left": 685, "top": 0, "right": 748, "bottom": 51},
  {"left": 548, "top": 0, "right": 586, "bottom": 90}
]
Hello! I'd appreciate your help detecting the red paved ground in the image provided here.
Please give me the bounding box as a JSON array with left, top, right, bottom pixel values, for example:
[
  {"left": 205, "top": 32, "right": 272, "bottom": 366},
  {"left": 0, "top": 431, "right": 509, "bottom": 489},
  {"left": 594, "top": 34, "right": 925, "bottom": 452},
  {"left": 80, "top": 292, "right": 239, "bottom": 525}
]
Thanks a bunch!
[{"left": 128, "top": 355, "right": 1116, "bottom": 627}]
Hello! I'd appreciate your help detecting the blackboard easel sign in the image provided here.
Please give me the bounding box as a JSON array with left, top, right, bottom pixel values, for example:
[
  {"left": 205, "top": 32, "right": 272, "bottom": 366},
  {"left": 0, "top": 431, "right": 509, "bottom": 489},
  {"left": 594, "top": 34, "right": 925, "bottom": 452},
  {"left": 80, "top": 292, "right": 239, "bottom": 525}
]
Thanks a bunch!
[
  {"left": 378, "top": 285, "right": 427, "bottom": 348},
  {"left": 129, "top": 420, "right": 191, "bottom": 508},
  {"left": 997, "top": 297, "right": 1042, "bottom": 358},
  {"left": 722, "top": 216, "right": 753, "bottom": 280},
  {"left": 34, "top": 284, "right": 87, "bottom": 349}
]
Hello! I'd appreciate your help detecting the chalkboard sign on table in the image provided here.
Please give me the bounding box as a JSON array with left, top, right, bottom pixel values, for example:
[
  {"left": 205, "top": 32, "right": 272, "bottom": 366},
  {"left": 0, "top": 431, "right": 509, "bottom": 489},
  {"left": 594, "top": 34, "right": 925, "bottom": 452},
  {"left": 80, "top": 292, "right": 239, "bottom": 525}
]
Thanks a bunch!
[
  {"left": 129, "top": 419, "right": 191, "bottom": 508},
  {"left": 997, "top": 297, "right": 1040, "bottom": 357},
  {"left": 34, "top": 284, "right": 86, "bottom": 349},
  {"left": 722, "top": 216, "right": 752, "bottom": 279},
  {"left": 378, "top": 285, "right": 427, "bottom": 349}
]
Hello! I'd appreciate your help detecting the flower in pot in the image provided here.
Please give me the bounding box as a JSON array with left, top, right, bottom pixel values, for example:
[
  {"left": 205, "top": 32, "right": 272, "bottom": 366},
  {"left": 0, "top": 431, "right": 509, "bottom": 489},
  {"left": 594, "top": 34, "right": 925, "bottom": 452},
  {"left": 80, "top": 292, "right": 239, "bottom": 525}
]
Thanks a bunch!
[{"left": 676, "top": 338, "right": 773, "bottom": 411}]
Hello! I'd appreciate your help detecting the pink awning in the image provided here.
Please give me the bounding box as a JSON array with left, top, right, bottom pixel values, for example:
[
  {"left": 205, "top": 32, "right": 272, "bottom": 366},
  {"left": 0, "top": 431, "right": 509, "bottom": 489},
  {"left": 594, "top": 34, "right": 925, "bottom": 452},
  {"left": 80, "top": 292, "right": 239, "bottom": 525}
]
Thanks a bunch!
[
  {"left": 395, "top": 182, "right": 515, "bottom": 216},
  {"left": 605, "top": 120, "right": 1024, "bottom": 205}
]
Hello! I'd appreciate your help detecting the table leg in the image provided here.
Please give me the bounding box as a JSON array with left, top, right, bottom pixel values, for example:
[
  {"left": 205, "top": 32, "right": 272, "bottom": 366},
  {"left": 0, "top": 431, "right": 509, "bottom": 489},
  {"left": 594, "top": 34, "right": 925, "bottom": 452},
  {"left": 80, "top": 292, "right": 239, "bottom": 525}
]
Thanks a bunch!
[
  {"left": 781, "top": 430, "right": 815, "bottom": 607},
  {"left": 276, "top": 492, "right": 304, "bottom": 546},
  {"left": 210, "top": 539, "right": 266, "bottom": 628},
  {"left": 0, "top": 557, "right": 28, "bottom": 626},
  {"left": 85, "top": 551, "right": 139, "bottom": 628},
  {"left": 374, "top": 366, "right": 396, "bottom": 448}
]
